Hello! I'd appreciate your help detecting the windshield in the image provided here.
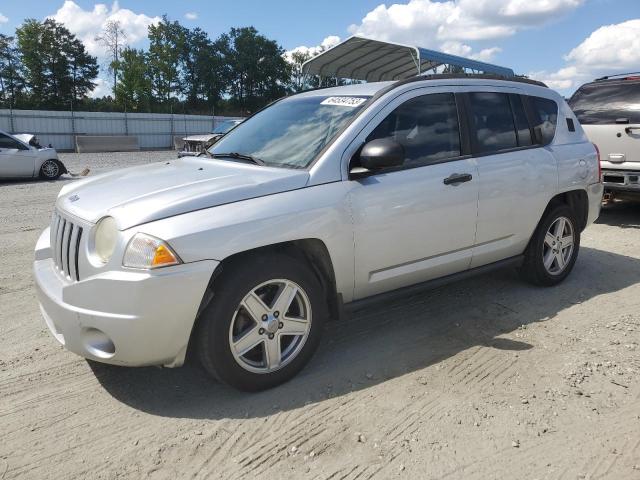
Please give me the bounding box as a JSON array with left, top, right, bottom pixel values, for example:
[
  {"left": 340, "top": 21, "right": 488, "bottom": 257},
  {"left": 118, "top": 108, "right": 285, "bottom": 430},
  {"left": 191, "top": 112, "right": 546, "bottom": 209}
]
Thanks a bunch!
[
  {"left": 212, "top": 120, "right": 241, "bottom": 134},
  {"left": 209, "top": 95, "right": 370, "bottom": 168},
  {"left": 569, "top": 81, "right": 640, "bottom": 124}
]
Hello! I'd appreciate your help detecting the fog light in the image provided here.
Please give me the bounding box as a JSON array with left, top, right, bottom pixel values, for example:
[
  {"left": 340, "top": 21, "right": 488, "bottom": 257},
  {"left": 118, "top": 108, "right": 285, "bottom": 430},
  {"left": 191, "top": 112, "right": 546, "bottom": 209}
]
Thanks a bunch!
[{"left": 82, "top": 327, "right": 115, "bottom": 358}]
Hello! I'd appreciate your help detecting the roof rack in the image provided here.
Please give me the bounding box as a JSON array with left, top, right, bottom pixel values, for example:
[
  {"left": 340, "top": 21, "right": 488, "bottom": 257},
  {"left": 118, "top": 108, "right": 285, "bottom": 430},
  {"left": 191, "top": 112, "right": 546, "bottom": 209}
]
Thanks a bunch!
[
  {"left": 595, "top": 72, "right": 640, "bottom": 81},
  {"left": 400, "top": 73, "right": 547, "bottom": 88}
]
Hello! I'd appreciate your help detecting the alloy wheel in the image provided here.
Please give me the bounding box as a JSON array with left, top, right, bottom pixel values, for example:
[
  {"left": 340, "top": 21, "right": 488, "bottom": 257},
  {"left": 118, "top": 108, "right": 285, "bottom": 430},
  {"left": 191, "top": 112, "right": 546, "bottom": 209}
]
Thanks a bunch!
[
  {"left": 41, "top": 160, "right": 59, "bottom": 179},
  {"left": 229, "top": 279, "right": 312, "bottom": 374},
  {"left": 542, "top": 216, "right": 575, "bottom": 275}
]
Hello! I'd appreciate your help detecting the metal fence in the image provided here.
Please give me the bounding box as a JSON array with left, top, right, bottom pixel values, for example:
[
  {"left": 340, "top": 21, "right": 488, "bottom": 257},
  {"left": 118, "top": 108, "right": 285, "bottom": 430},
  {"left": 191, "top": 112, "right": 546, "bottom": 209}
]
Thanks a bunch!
[{"left": 0, "top": 109, "right": 242, "bottom": 151}]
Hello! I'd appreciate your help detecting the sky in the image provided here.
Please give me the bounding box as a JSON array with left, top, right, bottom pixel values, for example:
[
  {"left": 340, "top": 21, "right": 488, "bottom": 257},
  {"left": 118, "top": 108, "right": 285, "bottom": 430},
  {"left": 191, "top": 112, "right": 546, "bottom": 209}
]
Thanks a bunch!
[{"left": 0, "top": 0, "right": 638, "bottom": 97}]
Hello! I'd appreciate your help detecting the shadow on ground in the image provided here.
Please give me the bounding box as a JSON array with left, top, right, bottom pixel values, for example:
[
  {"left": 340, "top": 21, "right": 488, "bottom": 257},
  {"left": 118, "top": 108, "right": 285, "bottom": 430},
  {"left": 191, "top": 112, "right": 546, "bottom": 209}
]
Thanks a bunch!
[
  {"left": 596, "top": 198, "right": 640, "bottom": 229},
  {"left": 90, "top": 207, "right": 640, "bottom": 420}
]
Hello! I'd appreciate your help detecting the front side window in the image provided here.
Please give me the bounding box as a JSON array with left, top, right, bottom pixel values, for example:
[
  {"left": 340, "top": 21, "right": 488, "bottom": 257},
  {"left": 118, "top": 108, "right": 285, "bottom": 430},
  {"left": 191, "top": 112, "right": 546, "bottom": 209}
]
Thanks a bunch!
[
  {"left": 0, "top": 134, "right": 24, "bottom": 150},
  {"left": 530, "top": 97, "right": 558, "bottom": 145},
  {"left": 210, "top": 95, "right": 369, "bottom": 168},
  {"left": 468, "top": 92, "right": 518, "bottom": 153},
  {"left": 366, "top": 93, "right": 461, "bottom": 168}
]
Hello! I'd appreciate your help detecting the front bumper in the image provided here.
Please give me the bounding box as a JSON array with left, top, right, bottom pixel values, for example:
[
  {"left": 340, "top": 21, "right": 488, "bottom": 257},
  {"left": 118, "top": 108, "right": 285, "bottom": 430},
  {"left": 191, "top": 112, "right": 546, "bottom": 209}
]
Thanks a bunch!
[
  {"left": 34, "top": 228, "right": 218, "bottom": 367},
  {"left": 602, "top": 170, "right": 640, "bottom": 193}
]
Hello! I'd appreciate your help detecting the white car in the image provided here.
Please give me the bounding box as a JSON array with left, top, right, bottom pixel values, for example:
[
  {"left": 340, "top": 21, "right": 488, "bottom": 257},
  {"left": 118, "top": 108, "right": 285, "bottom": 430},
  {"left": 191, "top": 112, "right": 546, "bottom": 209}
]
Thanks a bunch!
[
  {"left": 568, "top": 74, "right": 640, "bottom": 199},
  {"left": 178, "top": 119, "right": 244, "bottom": 157},
  {"left": 0, "top": 130, "right": 65, "bottom": 180},
  {"left": 34, "top": 75, "right": 603, "bottom": 391}
]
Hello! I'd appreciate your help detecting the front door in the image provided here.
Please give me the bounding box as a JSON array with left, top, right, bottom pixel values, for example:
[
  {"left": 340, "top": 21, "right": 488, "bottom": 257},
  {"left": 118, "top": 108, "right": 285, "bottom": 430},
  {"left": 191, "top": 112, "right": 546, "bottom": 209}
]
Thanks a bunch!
[
  {"left": 0, "top": 134, "right": 35, "bottom": 177},
  {"left": 348, "top": 90, "right": 479, "bottom": 299}
]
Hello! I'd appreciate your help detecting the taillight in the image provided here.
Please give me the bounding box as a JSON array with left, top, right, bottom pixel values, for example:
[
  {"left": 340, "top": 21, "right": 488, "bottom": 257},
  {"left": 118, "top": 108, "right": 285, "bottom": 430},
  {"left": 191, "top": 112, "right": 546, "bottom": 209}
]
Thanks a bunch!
[{"left": 593, "top": 143, "right": 602, "bottom": 182}]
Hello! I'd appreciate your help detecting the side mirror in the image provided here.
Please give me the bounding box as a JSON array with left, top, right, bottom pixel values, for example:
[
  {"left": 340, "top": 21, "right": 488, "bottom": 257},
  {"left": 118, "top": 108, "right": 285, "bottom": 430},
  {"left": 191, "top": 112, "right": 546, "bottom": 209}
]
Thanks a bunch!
[{"left": 351, "top": 138, "right": 404, "bottom": 177}]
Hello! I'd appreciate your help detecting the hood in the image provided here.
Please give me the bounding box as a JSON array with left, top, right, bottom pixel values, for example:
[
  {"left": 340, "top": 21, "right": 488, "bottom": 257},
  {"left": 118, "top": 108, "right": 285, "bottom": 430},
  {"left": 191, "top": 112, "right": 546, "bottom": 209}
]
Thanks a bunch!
[
  {"left": 57, "top": 157, "right": 310, "bottom": 230},
  {"left": 183, "top": 133, "right": 222, "bottom": 143}
]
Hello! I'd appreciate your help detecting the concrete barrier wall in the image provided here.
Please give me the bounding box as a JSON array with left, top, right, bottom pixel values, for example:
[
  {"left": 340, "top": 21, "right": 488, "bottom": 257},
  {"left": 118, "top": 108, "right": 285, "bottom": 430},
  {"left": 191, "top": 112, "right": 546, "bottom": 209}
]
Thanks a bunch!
[
  {"left": 76, "top": 135, "right": 140, "bottom": 153},
  {"left": 0, "top": 109, "right": 242, "bottom": 151}
]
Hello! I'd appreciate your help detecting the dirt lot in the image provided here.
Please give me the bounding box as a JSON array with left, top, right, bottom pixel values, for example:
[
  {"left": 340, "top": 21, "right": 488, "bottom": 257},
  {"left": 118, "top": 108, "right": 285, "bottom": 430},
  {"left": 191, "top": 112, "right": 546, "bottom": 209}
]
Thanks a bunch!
[{"left": 1, "top": 152, "right": 639, "bottom": 480}]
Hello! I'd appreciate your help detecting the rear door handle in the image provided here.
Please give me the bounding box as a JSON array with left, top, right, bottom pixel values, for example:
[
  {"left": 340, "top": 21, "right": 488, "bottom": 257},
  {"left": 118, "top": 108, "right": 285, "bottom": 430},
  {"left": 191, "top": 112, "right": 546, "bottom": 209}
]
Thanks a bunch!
[{"left": 443, "top": 173, "right": 473, "bottom": 185}]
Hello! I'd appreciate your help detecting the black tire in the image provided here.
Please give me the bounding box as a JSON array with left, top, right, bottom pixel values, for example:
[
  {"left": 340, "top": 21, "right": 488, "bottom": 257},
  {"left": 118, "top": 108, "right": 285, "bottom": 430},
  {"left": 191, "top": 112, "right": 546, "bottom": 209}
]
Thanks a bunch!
[
  {"left": 39, "top": 159, "right": 63, "bottom": 180},
  {"left": 520, "top": 204, "right": 580, "bottom": 286},
  {"left": 197, "top": 253, "right": 326, "bottom": 391}
]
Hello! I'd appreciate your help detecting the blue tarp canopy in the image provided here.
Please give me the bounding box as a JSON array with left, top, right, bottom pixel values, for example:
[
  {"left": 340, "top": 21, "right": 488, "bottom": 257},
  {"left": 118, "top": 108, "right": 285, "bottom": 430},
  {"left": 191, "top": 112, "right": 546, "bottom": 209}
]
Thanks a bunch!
[{"left": 301, "top": 36, "right": 515, "bottom": 82}]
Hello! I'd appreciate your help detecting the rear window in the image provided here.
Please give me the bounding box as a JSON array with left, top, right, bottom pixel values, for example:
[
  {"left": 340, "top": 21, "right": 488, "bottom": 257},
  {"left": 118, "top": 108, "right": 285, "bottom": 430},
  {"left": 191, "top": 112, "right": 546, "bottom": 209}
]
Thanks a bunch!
[
  {"left": 568, "top": 81, "right": 640, "bottom": 125},
  {"left": 530, "top": 97, "right": 558, "bottom": 145}
]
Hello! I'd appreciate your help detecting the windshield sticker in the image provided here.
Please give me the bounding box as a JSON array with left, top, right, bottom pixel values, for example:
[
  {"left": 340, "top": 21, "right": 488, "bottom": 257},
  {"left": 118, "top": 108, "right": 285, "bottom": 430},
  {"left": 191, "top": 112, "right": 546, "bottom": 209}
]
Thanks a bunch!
[{"left": 320, "top": 96, "right": 367, "bottom": 107}]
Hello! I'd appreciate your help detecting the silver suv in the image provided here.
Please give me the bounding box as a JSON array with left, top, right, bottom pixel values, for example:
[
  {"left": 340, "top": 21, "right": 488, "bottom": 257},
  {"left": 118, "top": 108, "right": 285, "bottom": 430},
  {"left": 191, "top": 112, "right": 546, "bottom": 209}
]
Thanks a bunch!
[
  {"left": 34, "top": 75, "right": 603, "bottom": 391},
  {"left": 569, "top": 74, "right": 640, "bottom": 198}
]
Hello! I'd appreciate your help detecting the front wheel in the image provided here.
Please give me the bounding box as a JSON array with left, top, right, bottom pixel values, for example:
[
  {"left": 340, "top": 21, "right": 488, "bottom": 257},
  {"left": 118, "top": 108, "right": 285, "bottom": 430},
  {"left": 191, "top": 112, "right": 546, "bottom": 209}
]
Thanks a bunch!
[
  {"left": 197, "top": 253, "right": 326, "bottom": 391},
  {"left": 39, "top": 160, "right": 62, "bottom": 180},
  {"left": 520, "top": 204, "right": 580, "bottom": 286}
]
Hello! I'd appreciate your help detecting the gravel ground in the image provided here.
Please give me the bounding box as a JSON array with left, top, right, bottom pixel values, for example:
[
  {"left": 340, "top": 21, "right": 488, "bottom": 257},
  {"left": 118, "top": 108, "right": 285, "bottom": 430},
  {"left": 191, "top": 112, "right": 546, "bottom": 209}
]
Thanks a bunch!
[{"left": 1, "top": 152, "right": 640, "bottom": 480}]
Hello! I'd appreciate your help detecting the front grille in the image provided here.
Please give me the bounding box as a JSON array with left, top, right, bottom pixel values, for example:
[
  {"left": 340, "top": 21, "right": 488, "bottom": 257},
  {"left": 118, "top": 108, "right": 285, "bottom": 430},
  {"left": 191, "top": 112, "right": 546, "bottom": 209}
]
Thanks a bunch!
[{"left": 50, "top": 211, "right": 83, "bottom": 281}]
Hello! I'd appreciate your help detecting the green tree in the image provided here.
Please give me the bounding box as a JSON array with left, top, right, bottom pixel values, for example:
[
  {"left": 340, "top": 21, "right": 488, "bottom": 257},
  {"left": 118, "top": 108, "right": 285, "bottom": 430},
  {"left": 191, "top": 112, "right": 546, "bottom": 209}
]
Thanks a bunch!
[
  {"left": 148, "top": 16, "right": 187, "bottom": 104},
  {"left": 224, "top": 27, "right": 291, "bottom": 113},
  {"left": 113, "top": 47, "right": 152, "bottom": 111},
  {"left": 181, "top": 27, "right": 228, "bottom": 110},
  {"left": 16, "top": 19, "right": 97, "bottom": 108},
  {"left": 0, "top": 34, "right": 24, "bottom": 108}
]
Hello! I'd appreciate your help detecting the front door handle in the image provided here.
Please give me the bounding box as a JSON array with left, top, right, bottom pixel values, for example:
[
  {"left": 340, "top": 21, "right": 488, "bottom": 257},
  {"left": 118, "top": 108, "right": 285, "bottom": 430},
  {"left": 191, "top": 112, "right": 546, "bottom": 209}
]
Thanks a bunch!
[{"left": 443, "top": 173, "right": 473, "bottom": 185}]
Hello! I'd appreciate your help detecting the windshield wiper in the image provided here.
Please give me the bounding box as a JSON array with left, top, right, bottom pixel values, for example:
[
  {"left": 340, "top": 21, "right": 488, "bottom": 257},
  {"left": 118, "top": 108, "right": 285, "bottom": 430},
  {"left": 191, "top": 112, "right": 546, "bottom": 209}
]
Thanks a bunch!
[{"left": 210, "top": 152, "right": 266, "bottom": 166}]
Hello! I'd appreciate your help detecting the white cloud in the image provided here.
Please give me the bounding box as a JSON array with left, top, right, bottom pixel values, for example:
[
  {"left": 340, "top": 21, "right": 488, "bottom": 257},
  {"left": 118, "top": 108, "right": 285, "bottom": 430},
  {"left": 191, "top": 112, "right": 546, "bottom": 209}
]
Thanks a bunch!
[
  {"left": 184, "top": 12, "right": 198, "bottom": 21},
  {"left": 346, "top": 0, "right": 583, "bottom": 68},
  {"left": 88, "top": 77, "right": 112, "bottom": 98},
  {"left": 348, "top": 0, "right": 583, "bottom": 46},
  {"left": 284, "top": 35, "right": 341, "bottom": 63},
  {"left": 0, "top": 13, "right": 8, "bottom": 24},
  {"left": 440, "top": 41, "right": 501, "bottom": 62},
  {"left": 529, "top": 19, "right": 640, "bottom": 95},
  {"left": 49, "top": 1, "right": 160, "bottom": 57}
]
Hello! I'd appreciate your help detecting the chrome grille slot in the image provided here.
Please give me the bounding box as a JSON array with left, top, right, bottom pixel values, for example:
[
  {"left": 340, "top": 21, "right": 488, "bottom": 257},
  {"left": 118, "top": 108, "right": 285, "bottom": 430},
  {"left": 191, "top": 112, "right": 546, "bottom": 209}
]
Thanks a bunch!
[{"left": 50, "top": 211, "right": 83, "bottom": 281}]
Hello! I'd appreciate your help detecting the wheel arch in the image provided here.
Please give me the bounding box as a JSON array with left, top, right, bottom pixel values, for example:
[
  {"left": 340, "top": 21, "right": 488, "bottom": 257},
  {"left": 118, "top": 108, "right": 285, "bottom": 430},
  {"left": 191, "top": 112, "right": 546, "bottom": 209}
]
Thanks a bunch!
[
  {"left": 185, "top": 238, "right": 341, "bottom": 363},
  {"left": 541, "top": 189, "right": 589, "bottom": 231}
]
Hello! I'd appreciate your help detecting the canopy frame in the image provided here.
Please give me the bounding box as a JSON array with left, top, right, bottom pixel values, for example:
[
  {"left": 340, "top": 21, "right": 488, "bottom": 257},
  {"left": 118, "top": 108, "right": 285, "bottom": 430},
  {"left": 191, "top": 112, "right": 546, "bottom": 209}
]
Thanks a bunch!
[{"left": 302, "top": 36, "right": 515, "bottom": 83}]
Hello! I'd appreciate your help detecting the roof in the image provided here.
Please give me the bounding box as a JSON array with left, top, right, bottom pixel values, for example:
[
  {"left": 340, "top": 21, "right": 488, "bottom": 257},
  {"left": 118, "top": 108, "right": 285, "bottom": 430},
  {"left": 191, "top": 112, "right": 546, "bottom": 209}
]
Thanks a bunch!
[{"left": 301, "top": 36, "right": 515, "bottom": 82}]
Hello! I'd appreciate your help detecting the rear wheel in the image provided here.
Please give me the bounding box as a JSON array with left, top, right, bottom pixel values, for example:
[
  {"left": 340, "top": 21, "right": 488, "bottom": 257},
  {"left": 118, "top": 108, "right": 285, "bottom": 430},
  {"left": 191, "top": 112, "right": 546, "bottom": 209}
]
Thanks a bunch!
[
  {"left": 39, "top": 160, "right": 62, "bottom": 180},
  {"left": 520, "top": 204, "right": 580, "bottom": 286},
  {"left": 197, "top": 253, "right": 326, "bottom": 391}
]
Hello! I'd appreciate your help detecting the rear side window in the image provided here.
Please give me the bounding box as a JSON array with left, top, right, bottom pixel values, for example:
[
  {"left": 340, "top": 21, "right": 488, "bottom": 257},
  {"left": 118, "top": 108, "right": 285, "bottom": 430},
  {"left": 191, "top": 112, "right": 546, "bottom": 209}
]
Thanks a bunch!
[
  {"left": 568, "top": 81, "right": 640, "bottom": 125},
  {"left": 530, "top": 97, "right": 558, "bottom": 145},
  {"left": 367, "top": 93, "right": 461, "bottom": 168},
  {"left": 468, "top": 92, "right": 518, "bottom": 153}
]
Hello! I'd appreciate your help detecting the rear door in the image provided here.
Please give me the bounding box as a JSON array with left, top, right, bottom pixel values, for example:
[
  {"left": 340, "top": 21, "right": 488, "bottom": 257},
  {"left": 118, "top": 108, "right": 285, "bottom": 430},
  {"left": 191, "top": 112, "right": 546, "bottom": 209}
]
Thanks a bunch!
[
  {"left": 569, "top": 79, "right": 640, "bottom": 171},
  {"left": 0, "top": 133, "right": 36, "bottom": 177},
  {"left": 463, "top": 90, "right": 558, "bottom": 268}
]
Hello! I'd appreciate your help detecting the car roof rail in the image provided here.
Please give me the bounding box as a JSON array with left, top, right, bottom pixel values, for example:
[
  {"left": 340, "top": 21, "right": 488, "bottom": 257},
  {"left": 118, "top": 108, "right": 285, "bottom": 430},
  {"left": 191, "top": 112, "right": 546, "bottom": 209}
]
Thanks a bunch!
[
  {"left": 395, "top": 73, "right": 548, "bottom": 88},
  {"left": 594, "top": 72, "right": 640, "bottom": 81}
]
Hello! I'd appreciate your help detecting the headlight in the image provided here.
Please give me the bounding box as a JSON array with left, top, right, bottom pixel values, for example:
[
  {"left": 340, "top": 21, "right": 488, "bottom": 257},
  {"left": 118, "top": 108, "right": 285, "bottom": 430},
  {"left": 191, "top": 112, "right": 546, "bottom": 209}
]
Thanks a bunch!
[
  {"left": 93, "top": 216, "right": 118, "bottom": 264},
  {"left": 123, "top": 233, "right": 181, "bottom": 269}
]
